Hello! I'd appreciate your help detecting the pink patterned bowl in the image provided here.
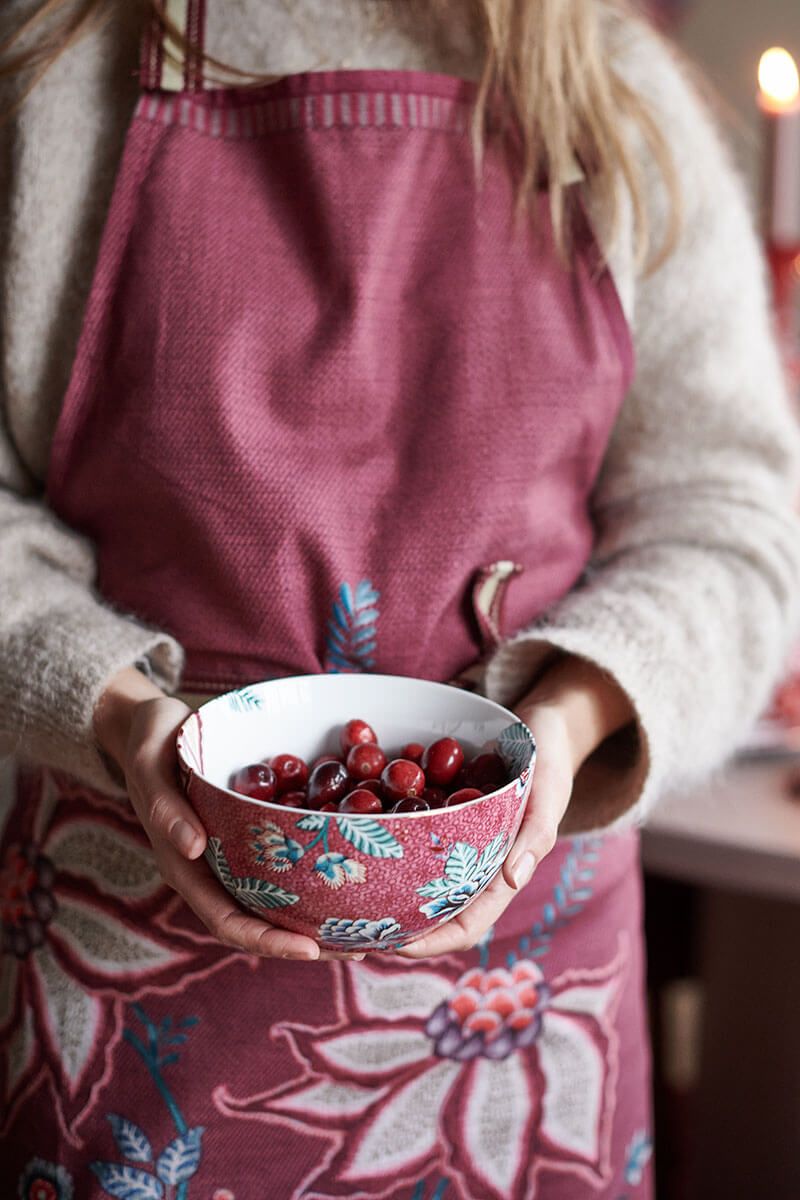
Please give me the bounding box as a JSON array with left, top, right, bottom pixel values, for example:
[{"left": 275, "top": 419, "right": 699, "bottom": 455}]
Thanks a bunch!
[{"left": 176, "top": 675, "right": 535, "bottom": 952}]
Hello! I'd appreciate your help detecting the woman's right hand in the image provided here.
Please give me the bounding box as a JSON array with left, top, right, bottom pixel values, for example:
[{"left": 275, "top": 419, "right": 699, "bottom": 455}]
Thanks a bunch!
[{"left": 92, "top": 666, "right": 352, "bottom": 962}]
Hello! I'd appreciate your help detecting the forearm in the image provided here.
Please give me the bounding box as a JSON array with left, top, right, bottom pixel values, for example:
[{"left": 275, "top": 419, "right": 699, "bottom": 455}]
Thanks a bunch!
[
  {"left": 92, "top": 665, "right": 168, "bottom": 777},
  {"left": 515, "top": 652, "right": 635, "bottom": 774}
]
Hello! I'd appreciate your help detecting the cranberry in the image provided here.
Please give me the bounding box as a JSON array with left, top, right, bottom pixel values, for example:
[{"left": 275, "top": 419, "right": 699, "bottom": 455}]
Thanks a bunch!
[
  {"left": 401, "top": 742, "right": 424, "bottom": 764},
  {"left": 346, "top": 742, "right": 387, "bottom": 781},
  {"left": 270, "top": 753, "right": 309, "bottom": 795},
  {"left": 381, "top": 759, "right": 426, "bottom": 804},
  {"left": 422, "top": 785, "right": 448, "bottom": 808},
  {"left": 229, "top": 762, "right": 277, "bottom": 802},
  {"left": 340, "top": 719, "right": 377, "bottom": 756},
  {"left": 465, "top": 752, "right": 508, "bottom": 793},
  {"left": 339, "top": 788, "right": 384, "bottom": 814},
  {"left": 320, "top": 801, "right": 338, "bottom": 812},
  {"left": 446, "top": 787, "right": 484, "bottom": 807},
  {"left": 308, "top": 760, "right": 350, "bottom": 807},
  {"left": 311, "top": 754, "right": 344, "bottom": 771},
  {"left": 276, "top": 790, "right": 308, "bottom": 809},
  {"left": 421, "top": 737, "right": 464, "bottom": 787},
  {"left": 391, "top": 795, "right": 430, "bottom": 813},
  {"left": 355, "top": 778, "right": 383, "bottom": 797}
]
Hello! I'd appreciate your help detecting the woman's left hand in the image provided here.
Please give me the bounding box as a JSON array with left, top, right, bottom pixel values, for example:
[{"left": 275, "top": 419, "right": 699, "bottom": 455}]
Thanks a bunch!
[{"left": 397, "top": 655, "right": 635, "bottom": 960}]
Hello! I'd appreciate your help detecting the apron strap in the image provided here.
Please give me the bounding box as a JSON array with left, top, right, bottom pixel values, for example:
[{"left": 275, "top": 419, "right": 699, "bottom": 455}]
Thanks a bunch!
[{"left": 139, "top": 0, "right": 207, "bottom": 93}]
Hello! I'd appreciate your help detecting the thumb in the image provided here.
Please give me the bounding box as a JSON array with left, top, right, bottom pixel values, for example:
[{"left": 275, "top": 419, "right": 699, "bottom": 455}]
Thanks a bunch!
[{"left": 502, "top": 740, "right": 573, "bottom": 890}]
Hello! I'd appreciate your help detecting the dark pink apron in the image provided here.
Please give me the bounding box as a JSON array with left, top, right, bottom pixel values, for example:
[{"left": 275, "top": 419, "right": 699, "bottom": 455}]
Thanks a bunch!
[{"left": 1, "top": 5, "right": 652, "bottom": 1197}]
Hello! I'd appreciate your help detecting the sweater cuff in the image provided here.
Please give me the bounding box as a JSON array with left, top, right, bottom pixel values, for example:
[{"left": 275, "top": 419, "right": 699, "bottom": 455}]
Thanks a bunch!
[
  {"left": 2, "top": 604, "right": 184, "bottom": 797},
  {"left": 482, "top": 627, "right": 654, "bottom": 835}
]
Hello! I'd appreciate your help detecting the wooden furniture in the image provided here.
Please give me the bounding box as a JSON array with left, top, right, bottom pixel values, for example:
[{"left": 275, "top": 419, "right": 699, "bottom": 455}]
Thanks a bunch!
[{"left": 643, "top": 757, "right": 800, "bottom": 1199}]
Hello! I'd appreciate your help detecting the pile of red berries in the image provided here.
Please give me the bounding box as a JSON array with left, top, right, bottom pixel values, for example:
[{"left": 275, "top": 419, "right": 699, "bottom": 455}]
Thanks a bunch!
[{"left": 228, "top": 718, "right": 510, "bottom": 815}]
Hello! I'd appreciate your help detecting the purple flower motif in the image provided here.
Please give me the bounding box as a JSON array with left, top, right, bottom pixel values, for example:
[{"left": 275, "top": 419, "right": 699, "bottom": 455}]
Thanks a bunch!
[
  {"left": 1, "top": 843, "right": 57, "bottom": 959},
  {"left": 426, "top": 960, "right": 550, "bottom": 1063},
  {"left": 17, "top": 1158, "right": 73, "bottom": 1200}
]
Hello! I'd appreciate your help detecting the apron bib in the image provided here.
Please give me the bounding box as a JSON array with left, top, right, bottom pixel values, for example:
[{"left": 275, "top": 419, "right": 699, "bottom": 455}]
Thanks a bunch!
[{"left": 1, "top": 4, "right": 651, "bottom": 1197}]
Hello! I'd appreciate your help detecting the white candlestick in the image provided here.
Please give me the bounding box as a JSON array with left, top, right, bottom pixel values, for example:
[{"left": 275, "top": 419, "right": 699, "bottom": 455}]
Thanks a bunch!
[{"left": 758, "top": 48, "right": 800, "bottom": 248}]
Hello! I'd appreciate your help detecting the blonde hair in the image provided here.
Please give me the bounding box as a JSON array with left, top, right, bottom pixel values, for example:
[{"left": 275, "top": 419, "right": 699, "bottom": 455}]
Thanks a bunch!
[{"left": 1, "top": 0, "right": 681, "bottom": 269}]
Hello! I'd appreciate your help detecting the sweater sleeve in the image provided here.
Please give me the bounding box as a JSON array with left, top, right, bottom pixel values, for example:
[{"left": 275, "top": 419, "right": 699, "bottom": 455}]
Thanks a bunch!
[
  {"left": 0, "top": 3, "right": 185, "bottom": 795},
  {"left": 482, "top": 18, "right": 800, "bottom": 834}
]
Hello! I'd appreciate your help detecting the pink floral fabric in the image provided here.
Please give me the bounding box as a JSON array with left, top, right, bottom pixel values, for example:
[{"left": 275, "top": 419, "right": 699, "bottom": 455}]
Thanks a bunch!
[{"left": 1, "top": 768, "right": 652, "bottom": 1199}]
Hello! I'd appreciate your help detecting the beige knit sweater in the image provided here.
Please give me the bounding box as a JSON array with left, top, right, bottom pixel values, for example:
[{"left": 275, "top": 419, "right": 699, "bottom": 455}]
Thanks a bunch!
[{"left": 2, "top": 0, "right": 799, "bottom": 833}]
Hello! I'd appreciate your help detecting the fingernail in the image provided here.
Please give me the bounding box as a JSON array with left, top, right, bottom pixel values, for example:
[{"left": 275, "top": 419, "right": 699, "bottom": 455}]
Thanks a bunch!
[
  {"left": 172, "top": 819, "right": 201, "bottom": 857},
  {"left": 350, "top": 954, "right": 366, "bottom": 961},
  {"left": 510, "top": 850, "right": 537, "bottom": 889},
  {"left": 398, "top": 941, "right": 425, "bottom": 957},
  {"left": 293, "top": 946, "right": 320, "bottom": 961}
]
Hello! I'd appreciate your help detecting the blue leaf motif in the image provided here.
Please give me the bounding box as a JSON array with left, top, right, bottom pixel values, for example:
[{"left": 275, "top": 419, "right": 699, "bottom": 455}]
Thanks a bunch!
[
  {"left": 496, "top": 720, "right": 536, "bottom": 778},
  {"left": 417, "top": 877, "right": 451, "bottom": 899},
  {"left": 476, "top": 833, "right": 508, "bottom": 876},
  {"left": 296, "top": 812, "right": 326, "bottom": 832},
  {"left": 444, "top": 842, "right": 479, "bottom": 884},
  {"left": 205, "top": 838, "right": 299, "bottom": 909},
  {"left": 156, "top": 1127, "right": 205, "bottom": 1185},
  {"left": 107, "top": 1115, "right": 152, "bottom": 1164},
  {"left": 227, "top": 688, "right": 264, "bottom": 712},
  {"left": 89, "top": 1163, "right": 164, "bottom": 1199},
  {"left": 336, "top": 816, "right": 403, "bottom": 859},
  {"left": 624, "top": 1130, "right": 653, "bottom": 1185},
  {"left": 325, "top": 579, "right": 380, "bottom": 673}
]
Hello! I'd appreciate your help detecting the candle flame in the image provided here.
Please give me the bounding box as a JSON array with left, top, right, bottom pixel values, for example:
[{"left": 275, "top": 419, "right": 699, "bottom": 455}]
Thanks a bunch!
[{"left": 758, "top": 48, "right": 800, "bottom": 109}]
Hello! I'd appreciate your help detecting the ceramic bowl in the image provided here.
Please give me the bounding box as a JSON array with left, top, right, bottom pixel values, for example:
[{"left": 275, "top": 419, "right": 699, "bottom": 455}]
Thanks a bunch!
[{"left": 176, "top": 674, "right": 535, "bottom": 952}]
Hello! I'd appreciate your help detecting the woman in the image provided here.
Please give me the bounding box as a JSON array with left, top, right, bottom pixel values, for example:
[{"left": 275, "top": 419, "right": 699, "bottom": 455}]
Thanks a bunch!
[{"left": 1, "top": 1, "right": 798, "bottom": 1197}]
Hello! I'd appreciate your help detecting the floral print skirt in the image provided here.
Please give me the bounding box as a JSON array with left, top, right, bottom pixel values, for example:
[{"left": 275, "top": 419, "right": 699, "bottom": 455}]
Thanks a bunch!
[{"left": 0, "top": 766, "right": 653, "bottom": 1200}]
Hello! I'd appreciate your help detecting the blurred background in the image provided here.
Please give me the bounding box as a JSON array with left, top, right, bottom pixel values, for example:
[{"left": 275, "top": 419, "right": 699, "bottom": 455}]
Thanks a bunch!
[
  {"left": 0, "top": 4, "right": 798, "bottom": 1198},
  {"left": 642, "top": 3, "right": 800, "bottom": 1198}
]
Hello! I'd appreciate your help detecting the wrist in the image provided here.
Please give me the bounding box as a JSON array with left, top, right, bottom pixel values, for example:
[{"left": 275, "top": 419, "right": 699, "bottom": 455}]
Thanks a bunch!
[
  {"left": 93, "top": 664, "right": 166, "bottom": 775},
  {"left": 516, "top": 654, "right": 635, "bottom": 773}
]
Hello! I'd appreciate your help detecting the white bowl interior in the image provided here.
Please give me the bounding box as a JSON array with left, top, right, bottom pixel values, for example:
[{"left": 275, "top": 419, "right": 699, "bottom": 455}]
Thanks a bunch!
[{"left": 182, "top": 674, "right": 533, "bottom": 794}]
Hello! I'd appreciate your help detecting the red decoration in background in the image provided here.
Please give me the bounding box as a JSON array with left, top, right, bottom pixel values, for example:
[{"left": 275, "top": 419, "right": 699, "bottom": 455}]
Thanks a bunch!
[
  {"left": 643, "top": 0, "right": 692, "bottom": 30},
  {"left": 752, "top": 49, "right": 800, "bottom": 754}
]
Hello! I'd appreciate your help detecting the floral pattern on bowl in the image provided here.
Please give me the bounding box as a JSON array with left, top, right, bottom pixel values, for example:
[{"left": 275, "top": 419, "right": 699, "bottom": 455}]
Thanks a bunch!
[{"left": 177, "top": 674, "right": 535, "bottom": 950}]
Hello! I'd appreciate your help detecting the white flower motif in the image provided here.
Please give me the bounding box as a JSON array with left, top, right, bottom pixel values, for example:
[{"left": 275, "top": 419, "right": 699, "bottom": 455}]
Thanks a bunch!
[
  {"left": 216, "top": 940, "right": 628, "bottom": 1200},
  {"left": 318, "top": 916, "right": 402, "bottom": 949}
]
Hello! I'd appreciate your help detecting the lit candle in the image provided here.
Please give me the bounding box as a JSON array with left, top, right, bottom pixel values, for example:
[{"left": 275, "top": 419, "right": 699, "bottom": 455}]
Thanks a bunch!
[
  {"left": 758, "top": 48, "right": 800, "bottom": 245},
  {"left": 758, "top": 48, "right": 800, "bottom": 377}
]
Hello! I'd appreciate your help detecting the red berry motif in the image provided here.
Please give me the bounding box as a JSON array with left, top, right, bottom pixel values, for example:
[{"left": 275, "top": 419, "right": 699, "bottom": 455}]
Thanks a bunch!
[
  {"left": 270, "top": 753, "right": 309, "bottom": 795},
  {"left": 381, "top": 759, "right": 426, "bottom": 804},
  {"left": 421, "top": 737, "right": 464, "bottom": 787},
  {"left": 465, "top": 752, "right": 507, "bottom": 794},
  {"left": 445, "top": 787, "right": 484, "bottom": 807},
  {"left": 229, "top": 762, "right": 277, "bottom": 802},
  {"left": 340, "top": 719, "right": 377, "bottom": 756},
  {"left": 339, "top": 788, "right": 384, "bottom": 814},
  {"left": 391, "top": 796, "right": 430, "bottom": 813},
  {"left": 308, "top": 760, "right": 350, "bottom": 808},
  {"left": 401, "top": 742, "right": 424, "bottom": 764},
  {"left": 346, "top": 742, "right": 387, "bottom": 781}
]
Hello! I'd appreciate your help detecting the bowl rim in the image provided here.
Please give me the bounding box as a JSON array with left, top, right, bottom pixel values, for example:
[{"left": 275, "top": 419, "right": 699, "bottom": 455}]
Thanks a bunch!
[{"left": 176, "top": 674, "right": 536, "bottom": 821}]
